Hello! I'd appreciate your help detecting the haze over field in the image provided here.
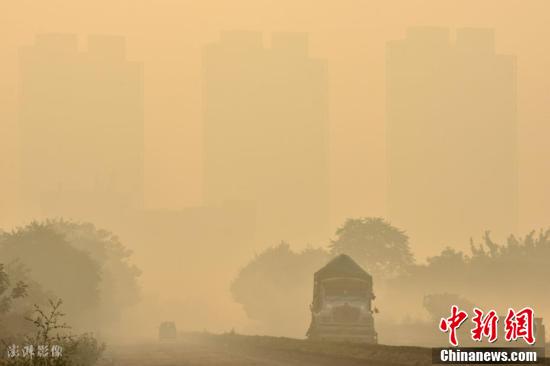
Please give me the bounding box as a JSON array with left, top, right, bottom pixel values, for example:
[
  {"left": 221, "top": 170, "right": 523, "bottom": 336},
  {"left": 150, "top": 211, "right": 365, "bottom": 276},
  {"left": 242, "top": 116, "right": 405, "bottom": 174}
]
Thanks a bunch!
[{"left": 0, "top": 0, "right": 549, "bottom": 346}]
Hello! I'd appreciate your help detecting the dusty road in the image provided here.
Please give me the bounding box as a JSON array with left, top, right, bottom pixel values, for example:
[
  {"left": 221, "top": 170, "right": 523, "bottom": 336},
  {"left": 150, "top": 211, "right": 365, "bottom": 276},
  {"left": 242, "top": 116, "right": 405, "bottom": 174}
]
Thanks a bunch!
[{"left": 101, "top": 333, "right": 433, "bottom": 366}]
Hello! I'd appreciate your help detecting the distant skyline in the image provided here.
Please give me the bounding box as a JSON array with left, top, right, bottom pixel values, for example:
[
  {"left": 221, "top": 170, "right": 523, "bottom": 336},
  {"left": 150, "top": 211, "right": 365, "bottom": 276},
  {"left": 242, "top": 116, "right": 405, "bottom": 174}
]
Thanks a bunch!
[
  {"left": 3, "top": 1, "right": 550, "bottom": 345},
  {"left": 18, "top": 34, "right": 144, "bottom": 220},
  {"left": 1, "top": 1, "right": 550, "bottom": 259},
  {"left": 387, "top": 27, "right": 517, "bottom": 248},
  {"left": 202, "top": 31, "right": 329, "bottom": 244}
]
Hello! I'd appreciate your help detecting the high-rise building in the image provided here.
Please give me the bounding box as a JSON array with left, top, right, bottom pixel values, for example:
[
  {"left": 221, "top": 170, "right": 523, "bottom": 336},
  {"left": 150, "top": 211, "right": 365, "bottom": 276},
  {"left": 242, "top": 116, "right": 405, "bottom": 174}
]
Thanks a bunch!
[
  {"left": 19, "top": 34, "right": 144, "bottom": 219},
  {"left": 386, "top": 28, "right": 517, "bottom": 249},
  {"left": 0, "top": 80, "right": 18, "bottom": 227},
  {"left": 202, "top": 31, "right": 329, "bottom": 244}
]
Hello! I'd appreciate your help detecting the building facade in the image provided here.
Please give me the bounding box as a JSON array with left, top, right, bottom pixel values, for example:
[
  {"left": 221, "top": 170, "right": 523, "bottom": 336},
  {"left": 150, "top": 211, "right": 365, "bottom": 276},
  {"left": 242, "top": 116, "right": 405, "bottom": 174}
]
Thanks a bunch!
[
  {"left": 386, "top": 27, "right": 518, "bottom": 248},
  {"left": 19, "top": 34, "right": 144, "bottom": 219},
  {"left": 202, "top": 31, "right": 329, "bottom": 244}
]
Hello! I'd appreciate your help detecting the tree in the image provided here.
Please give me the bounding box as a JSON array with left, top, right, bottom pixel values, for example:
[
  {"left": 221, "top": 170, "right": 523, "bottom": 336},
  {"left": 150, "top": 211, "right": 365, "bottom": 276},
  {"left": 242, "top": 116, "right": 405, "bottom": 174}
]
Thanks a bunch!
[
  {"left": 231, "top": 242, "right": 329, "bottom": 336},
  {"left": 0, "top": 263, "right": 27, "bottom": 315},
  {"left": 48, "top": 220, "right": 141, "bottom": 322},
  {"left": 329, "top": 217, "right": 414, "bottom": 278},
  {"left": 0, "top": 222, "right": 101, "bottom": 330},
  {"left": 0, "top": 262, "right": 33, "bottom": 339},
  {"left": 0, "top": 219, "right": 142, "bottom": 330}
]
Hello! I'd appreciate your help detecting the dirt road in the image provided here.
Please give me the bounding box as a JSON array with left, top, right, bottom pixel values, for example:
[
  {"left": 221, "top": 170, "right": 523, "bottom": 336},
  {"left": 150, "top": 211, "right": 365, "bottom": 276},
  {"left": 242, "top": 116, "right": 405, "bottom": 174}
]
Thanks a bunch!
[{"left": 101, "top": 333, "right": 433, "bottom": 366}]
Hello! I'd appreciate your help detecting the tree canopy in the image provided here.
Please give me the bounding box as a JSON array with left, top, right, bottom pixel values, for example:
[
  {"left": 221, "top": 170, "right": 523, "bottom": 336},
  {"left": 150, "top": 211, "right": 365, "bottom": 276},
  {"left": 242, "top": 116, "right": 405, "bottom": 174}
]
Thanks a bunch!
[
  {"left": 0, "top": 219, "right": 141, "bottom": 331},
  {"left": 329, "top": 217, "right": 414, "bottom": 278},
  {"left": 231, "top": 242, "right": 329, "bottom": 336}
]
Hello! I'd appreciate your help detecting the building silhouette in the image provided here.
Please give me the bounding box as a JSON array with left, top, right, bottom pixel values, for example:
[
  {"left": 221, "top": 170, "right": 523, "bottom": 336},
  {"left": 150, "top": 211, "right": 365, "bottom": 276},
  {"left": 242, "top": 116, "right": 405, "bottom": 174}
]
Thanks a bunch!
[
  {"left": 0, "top": 82, "right": 18, "bottom": 227},
  {"left": 19, "top": 34, "right": 144, "bottom": 219},
  {"left": 386, "top": 28, "right": 518, "bottom": 248},
  {"left": 202, "top": 31, "right": 329, "bottom": 244}
]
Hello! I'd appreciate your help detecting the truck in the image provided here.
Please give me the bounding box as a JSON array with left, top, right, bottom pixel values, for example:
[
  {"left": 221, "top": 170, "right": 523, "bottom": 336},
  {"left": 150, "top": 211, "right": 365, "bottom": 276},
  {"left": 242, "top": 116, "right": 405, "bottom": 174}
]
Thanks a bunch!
[{"left": 306, "top": 254, "right": 377, "bottom": 343}]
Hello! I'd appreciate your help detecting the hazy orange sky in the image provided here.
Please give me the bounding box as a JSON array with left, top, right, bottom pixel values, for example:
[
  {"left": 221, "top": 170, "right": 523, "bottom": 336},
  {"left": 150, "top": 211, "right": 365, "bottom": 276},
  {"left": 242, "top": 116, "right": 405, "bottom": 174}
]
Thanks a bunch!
[{"left": 2, "top": 0, "right": 550, "bottom": 253}]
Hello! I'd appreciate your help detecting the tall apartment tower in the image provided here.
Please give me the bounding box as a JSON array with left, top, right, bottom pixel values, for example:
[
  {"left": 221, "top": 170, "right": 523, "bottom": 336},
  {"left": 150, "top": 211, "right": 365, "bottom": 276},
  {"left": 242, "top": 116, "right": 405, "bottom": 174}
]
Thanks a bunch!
[
  {"left": 0, "top": 77, "right": 18, "bottom": 227},
  {"left": 203, "top": 31, "right": 329, "bottom": 244},
  {"left": 19, "top": 34, "right": 144, "bottom": 219},
  {"left": 386, "top": 28, "right": 518, "bottom": 248}
]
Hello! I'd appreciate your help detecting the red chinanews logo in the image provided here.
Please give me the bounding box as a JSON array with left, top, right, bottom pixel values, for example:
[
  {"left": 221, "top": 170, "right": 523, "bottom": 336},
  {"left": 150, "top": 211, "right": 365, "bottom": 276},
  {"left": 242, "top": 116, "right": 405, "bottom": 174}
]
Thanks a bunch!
[{"left": 439, "top": 306, "right": 536, "bottom": 346}]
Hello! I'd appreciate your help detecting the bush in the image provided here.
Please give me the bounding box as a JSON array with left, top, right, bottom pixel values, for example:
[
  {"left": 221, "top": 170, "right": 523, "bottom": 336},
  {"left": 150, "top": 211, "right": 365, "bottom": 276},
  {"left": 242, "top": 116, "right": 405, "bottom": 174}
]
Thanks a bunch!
[{"left": 0, "top": 299, "right": 105, "bottom": 366}]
